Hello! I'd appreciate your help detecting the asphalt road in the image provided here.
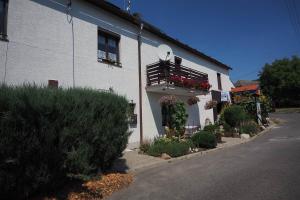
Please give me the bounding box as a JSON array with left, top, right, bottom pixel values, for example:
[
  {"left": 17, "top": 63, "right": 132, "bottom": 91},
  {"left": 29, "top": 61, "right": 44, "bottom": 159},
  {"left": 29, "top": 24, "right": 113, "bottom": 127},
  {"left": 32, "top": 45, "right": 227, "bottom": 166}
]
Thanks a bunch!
[{"left": 109, "top": 113, "right": 300, "bottom": 200}]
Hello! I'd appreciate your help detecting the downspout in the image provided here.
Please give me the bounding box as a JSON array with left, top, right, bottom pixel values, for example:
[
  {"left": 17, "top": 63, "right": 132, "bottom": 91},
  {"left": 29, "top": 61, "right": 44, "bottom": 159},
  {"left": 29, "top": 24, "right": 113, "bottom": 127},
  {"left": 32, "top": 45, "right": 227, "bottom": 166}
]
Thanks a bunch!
[
  {"left": 66, "top": 0, "right": 75, "bottom": 87},
  {"left": 137, "top": 22, "right": 144, "bottom": 145}
]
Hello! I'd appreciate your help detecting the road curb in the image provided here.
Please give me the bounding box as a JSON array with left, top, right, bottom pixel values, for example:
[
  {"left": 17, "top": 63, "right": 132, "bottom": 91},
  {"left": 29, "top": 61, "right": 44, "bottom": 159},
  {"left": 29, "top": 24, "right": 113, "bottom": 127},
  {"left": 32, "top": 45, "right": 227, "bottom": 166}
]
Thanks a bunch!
[{"left": 128, "top": 123, "right": 277, "bottom": 173}]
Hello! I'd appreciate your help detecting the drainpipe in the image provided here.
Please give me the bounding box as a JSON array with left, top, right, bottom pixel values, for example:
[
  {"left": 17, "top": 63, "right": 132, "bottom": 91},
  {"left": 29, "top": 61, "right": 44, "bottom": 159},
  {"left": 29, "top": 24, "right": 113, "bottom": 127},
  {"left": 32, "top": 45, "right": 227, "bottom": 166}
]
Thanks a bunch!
[
  {"left": 137, "top": 22, "right": 144, "bottom": 145},
  {"left": 66, "top": 0, "right": 75, "bottom": 87}
]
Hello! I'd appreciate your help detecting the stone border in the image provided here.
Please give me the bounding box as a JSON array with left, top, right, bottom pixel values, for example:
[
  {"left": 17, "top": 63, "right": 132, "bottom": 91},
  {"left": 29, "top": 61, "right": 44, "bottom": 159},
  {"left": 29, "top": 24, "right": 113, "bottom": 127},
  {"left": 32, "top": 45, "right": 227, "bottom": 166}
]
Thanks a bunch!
[{"left": 129, "top": 122, "right": 277, "bottom": 173}]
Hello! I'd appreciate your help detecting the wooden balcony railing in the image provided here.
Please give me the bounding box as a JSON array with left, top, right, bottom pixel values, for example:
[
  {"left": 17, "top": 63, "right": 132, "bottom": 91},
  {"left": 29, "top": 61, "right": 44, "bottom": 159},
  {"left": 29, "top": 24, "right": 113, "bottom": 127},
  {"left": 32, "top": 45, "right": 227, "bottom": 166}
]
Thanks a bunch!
[{"left": 146, "top": 61, "right": 210, "bottom": 91}]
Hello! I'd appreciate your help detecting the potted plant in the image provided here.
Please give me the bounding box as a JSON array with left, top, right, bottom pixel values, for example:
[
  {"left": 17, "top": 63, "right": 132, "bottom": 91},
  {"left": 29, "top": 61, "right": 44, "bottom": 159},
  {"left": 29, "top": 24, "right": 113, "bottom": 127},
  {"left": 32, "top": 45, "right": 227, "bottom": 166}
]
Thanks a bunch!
[
  {"left": 159, "top": 95, "right": 177, "bottom": 106},
  {"left": 205, "top": 100, "right": 218, "bottom": 110},
  {"left": 187, "top": 96, "right": 200, "bottom": 105}
]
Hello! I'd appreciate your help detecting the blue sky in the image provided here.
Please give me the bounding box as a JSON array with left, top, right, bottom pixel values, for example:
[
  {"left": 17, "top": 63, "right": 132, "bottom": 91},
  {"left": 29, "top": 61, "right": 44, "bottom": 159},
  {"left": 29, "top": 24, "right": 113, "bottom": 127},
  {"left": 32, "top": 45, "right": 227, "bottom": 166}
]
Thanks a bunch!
[{"left": 109, "top": 0, "right": 300, "bottom": 82}]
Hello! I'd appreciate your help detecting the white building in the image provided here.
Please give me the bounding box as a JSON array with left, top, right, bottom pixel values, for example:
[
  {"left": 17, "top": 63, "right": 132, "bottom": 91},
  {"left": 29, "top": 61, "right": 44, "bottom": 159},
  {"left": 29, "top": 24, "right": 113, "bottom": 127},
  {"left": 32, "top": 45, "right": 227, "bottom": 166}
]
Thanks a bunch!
[{"left": 0, "top": 0, "right": 234, "bottom": 147}]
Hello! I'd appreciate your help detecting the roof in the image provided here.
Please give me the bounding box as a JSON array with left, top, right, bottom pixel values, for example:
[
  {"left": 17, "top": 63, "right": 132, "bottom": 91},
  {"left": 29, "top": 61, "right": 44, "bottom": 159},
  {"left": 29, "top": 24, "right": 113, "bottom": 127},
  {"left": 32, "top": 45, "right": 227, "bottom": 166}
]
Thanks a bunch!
[
  {"left": 86, "top": 0, "right": 232, "bottom": 70},
  {"left": 234, "top": 80, "right": 259, "bottom": 87},
  {"left": 231, "top": 84, "right": 259, "bottom": 93}
]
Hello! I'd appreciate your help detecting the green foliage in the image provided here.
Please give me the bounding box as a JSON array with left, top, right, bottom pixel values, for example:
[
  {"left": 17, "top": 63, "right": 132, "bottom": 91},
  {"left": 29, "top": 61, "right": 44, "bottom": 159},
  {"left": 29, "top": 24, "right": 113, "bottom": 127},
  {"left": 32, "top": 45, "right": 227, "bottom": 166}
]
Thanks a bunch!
[
  {"left": 191, "top": 131, "right": 217, "bottom": 149},
  {"left": 259, "top": 95, "right": 272, "bottom": 120},
  {"left": 203, "top": 124, "right": 219, "bottom": 134},
  {"left": 139, "top": 140, "right": 151, "bottom": 153},
  {"left": 161, "top": 100, "right": 188, "bottom": 136},
  {"left": 172, "top": 101, "right": 188, "bottom": 136},
  {"left": 153, "top": 136, "right": 174, "bottom": 145},
  {"left": 146, "top": 137, "right": 190, "bottom": 157},
  {"left": 238, "top": 101, "right": 257, "bottom": 122},
  {"left": 235, "top": 94, "right": 272, "bottom": 124},
  {"left": 0, "top": 85, "right": 130, "bottom": 198},
  {"left": 223, "top": 123, "right": 234, "bottom": 135},
  {"left": 259, "top": 56, "right": 300, "bottom": 107},
  {"left": 223, "top": 105, "right": 249, "bottom": 127},
  {"left": 240, "top": 121, "right": 260, "bottom": 136}
]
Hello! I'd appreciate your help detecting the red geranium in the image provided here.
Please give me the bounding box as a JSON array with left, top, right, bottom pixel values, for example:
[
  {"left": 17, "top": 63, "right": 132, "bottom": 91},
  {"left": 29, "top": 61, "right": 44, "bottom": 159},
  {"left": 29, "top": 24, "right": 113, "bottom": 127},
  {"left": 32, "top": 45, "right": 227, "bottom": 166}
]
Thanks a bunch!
[
  {"left": 169, "top": 75, "right": 211, "bottom": 91},
  {"left": 199, "top": 81, "right": 211, "bottom": 90}
]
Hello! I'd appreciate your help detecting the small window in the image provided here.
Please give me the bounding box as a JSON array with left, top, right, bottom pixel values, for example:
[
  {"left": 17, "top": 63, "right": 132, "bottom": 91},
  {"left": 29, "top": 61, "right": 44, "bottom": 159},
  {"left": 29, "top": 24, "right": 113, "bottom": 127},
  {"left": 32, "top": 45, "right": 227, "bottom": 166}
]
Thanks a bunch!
[
  {"left": 98, "top": 29, "right": 120, "bottom": 65},
  {"left": 217, "top": 73, "right": 222, "bottom": 90},
  {"left": 0, "top": 0, "right": 8, "bottom": 40}
]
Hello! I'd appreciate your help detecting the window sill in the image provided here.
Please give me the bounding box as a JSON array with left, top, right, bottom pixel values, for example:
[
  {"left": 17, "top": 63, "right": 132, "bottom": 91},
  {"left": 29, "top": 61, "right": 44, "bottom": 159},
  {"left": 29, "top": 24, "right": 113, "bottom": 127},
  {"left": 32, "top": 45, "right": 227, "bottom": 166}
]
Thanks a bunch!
[{"left": 97, "top": 59, "right": 122, "bottom": 67}]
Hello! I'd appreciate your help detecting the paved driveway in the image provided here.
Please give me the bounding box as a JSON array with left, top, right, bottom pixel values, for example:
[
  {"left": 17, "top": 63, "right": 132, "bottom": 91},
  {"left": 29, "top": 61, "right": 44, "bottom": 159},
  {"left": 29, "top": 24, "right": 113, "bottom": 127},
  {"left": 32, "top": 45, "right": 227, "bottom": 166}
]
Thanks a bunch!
[{"left": 109, "top": 113, "right": 300, "bottom": 200}]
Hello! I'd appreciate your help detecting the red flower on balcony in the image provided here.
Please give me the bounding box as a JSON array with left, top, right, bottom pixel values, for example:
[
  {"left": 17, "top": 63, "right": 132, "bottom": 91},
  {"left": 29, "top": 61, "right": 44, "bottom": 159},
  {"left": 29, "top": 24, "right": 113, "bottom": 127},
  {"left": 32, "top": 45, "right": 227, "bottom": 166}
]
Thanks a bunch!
[
  {"left": 169, "top": 75, "right": 211, "bottom": 91},
  {"left": 169, "top": 75, "right": 181, "bottom": 83},
  {"left": 181, "top": 78, "right": 196, "bottom": 88},
  {"left": 199, "top": 81, "right": 211, "bottom": 90}
]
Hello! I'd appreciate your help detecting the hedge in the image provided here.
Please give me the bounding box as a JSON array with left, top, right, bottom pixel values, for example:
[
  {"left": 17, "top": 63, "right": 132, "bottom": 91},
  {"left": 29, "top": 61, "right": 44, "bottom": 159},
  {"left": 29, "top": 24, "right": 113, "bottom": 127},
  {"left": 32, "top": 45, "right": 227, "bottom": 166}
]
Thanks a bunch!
[
  {"left": 223, "top": 105, "right": 249, "bottom": 127},
  {"left": 0, "top": 85, "right": 130, "bottom": 199},
  {"left": 146, "top": 137, "right": 191, "bottom": 157},
  {"left": 191, "top": 131, "right": 217, "bottom": 149}
]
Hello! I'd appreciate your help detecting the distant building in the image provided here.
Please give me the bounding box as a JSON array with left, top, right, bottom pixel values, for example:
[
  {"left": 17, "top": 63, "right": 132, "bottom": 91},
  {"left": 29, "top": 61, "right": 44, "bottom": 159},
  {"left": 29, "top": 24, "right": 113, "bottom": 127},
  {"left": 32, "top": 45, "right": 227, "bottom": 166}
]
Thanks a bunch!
[
  {"left": 234, "top": 80, "right": 259, "bottom": 88},
  {"left": 231, "top": 80, "right": 260, "bottom": 103}
]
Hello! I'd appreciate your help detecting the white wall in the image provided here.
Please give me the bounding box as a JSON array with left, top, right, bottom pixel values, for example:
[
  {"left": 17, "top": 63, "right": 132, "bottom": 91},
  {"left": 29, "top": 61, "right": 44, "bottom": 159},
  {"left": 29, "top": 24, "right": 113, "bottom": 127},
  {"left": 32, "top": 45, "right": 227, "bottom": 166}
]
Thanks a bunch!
[
  {"left": 140, "top": 30, "right": 233, "bottom": 139},
  {"left": 0, "top": 0, "right": 233, "bottom": 145}
]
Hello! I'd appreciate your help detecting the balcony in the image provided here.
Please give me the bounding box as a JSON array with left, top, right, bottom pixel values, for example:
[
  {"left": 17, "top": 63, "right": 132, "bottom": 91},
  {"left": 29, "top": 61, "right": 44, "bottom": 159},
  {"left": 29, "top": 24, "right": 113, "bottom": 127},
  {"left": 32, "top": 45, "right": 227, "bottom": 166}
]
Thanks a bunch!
[{"left": 146, "top": 61, "right": 210, "bottom": 96}]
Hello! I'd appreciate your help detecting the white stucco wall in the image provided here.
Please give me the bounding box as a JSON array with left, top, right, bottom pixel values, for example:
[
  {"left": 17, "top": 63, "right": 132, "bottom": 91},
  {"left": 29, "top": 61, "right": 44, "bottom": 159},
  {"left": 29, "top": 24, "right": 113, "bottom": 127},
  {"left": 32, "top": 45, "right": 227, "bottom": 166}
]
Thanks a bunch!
[{"left": 0, "top": 0, "right": 234, "bottom": 145}]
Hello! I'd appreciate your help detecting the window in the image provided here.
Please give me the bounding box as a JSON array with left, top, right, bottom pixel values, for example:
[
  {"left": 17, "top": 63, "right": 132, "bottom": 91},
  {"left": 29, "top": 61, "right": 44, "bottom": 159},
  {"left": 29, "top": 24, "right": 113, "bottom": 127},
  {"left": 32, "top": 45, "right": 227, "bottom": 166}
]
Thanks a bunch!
[
  {"left": 217, "top": 73, "right": 222, "bottom": 90},
  {"left": 98, "top": 29, "right": 120, "bottom": 65},
  {"left": 0, "top": 0, "right": 8, "bottom": 40}
]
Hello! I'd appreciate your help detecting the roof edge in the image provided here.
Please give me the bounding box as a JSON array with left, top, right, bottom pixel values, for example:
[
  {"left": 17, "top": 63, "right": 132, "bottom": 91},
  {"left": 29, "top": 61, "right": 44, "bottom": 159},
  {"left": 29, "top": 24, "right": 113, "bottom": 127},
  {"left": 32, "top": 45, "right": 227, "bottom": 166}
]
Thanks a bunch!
[{"left": 86, "top": 0, "right": 232, "bottom": 70}]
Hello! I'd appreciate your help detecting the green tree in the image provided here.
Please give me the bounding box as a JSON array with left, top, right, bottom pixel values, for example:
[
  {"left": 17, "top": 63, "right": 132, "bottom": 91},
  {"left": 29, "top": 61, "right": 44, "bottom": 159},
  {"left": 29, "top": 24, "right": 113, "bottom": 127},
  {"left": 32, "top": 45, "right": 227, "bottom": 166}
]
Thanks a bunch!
[{"left": 259, "top": 56, "right": 300, "bottom": 107}]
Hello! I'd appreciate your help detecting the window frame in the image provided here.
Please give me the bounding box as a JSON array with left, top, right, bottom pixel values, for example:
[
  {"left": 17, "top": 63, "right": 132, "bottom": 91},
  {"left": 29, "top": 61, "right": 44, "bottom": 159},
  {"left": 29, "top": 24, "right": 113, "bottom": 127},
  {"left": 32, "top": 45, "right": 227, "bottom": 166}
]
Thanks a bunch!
[
  {"left": 217, "top": 72, "right": 222, "bottom": 90},
  {"left": 0, "top": 0, "right": 8, "bottom": 41},
  {"left": 97, "top": 28, "right": 120, "bottom": 66}
]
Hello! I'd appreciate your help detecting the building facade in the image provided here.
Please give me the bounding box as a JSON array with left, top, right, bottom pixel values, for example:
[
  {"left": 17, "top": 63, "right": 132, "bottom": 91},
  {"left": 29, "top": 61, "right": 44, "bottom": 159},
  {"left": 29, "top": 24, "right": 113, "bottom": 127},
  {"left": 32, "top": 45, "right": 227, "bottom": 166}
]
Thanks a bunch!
[{"left": 0, "top": 0, "right": 234, "bottom": 147}]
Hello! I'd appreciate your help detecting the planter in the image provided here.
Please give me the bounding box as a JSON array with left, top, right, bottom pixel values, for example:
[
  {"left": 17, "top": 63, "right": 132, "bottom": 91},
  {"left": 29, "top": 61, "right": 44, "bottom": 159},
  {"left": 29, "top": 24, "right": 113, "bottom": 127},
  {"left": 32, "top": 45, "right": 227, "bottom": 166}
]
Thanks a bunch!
[
  {"left": 205, "top": 100, "right": 218, "bottom": 110},
  {"left": 187, "top": 96, "right": 200, "bottom": 105}
]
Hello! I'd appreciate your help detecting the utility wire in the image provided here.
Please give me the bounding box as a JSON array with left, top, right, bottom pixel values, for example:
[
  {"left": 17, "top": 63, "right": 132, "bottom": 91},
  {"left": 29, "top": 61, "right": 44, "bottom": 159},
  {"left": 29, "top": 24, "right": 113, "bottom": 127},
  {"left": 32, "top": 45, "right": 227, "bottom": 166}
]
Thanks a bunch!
[
  {"left": 285, "top": 0, "right": 300, "bottom": 35},
  {"left": 232, "top": 69, "right": 260, "bottom": 80},
  {"left": 291, "top": 0, "right": 300, "bottom": 32},
  {"left": 284, "top": 0, "right": 300, "bottom": 46}
]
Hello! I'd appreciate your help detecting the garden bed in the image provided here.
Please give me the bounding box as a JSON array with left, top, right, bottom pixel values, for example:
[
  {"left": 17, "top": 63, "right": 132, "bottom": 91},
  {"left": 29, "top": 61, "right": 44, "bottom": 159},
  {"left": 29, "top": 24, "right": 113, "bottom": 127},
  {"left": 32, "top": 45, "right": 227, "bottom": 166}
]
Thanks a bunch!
[
  {"left": 140, "top": 130, "right": 218, "bottom": 159},
  {"left": 33, "top": 173, "right": 133, "bottom": 200}
]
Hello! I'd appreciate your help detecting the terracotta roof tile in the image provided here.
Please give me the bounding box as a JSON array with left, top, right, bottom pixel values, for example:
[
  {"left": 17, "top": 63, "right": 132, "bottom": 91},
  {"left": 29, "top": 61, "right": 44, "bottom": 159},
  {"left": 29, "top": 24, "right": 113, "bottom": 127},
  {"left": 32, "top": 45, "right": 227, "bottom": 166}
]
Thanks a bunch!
[{"left": 231, "top": 84, "right": 259, "bottom": 93}]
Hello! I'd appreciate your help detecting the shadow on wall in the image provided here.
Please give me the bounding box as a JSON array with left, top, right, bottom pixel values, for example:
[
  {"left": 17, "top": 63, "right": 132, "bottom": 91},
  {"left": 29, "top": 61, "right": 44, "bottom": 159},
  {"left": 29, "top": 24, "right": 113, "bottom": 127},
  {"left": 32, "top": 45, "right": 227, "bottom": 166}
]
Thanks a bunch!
[
  {"left": 146, "top": 93, "right": 201, "bottom": 136},
  {"left": 177, "top": 96, "right": 200, "bottom": 128},
  {"left": 146, "top": 92, "right": 164, "bottom": 136},
  {"left": 186, "top": 102, "right": 200, "bottom": 127}
]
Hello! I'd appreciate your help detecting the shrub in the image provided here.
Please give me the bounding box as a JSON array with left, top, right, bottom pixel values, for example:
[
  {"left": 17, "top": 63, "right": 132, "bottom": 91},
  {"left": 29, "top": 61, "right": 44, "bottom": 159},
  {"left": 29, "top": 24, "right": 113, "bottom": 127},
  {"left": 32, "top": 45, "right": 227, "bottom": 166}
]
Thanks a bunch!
[
  {"left": 146, "top": 138, "right": 190, "bottom": 157},
  {"left": 223, "top": 123, "right": 235, "bottom": 137},
  {"left": 0, "top": 85, "right": 130, "bottom": 198},
  {"left": 240, "top": 121, "right": 260, "bottom": 136},
  {"left": 139, "top": 140, "right": 151, "bottom": 153},
  {"left": 161, "top": 100, "right": 188, "bottom": 136},
  {"left": 203, "top": 124, "right": 219, "bottom": 134},
  {"left": 191, "top": 131, "right": 217, "bottom": 149},
  {"left": 223, "top": 105, "right": 248, "bottom": 127},
  {"left": 238, "top": 101, "right": 258, "bottom": 122},
  {"left": 203, "top": 124, "right": 222, "bottom": 142}
]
